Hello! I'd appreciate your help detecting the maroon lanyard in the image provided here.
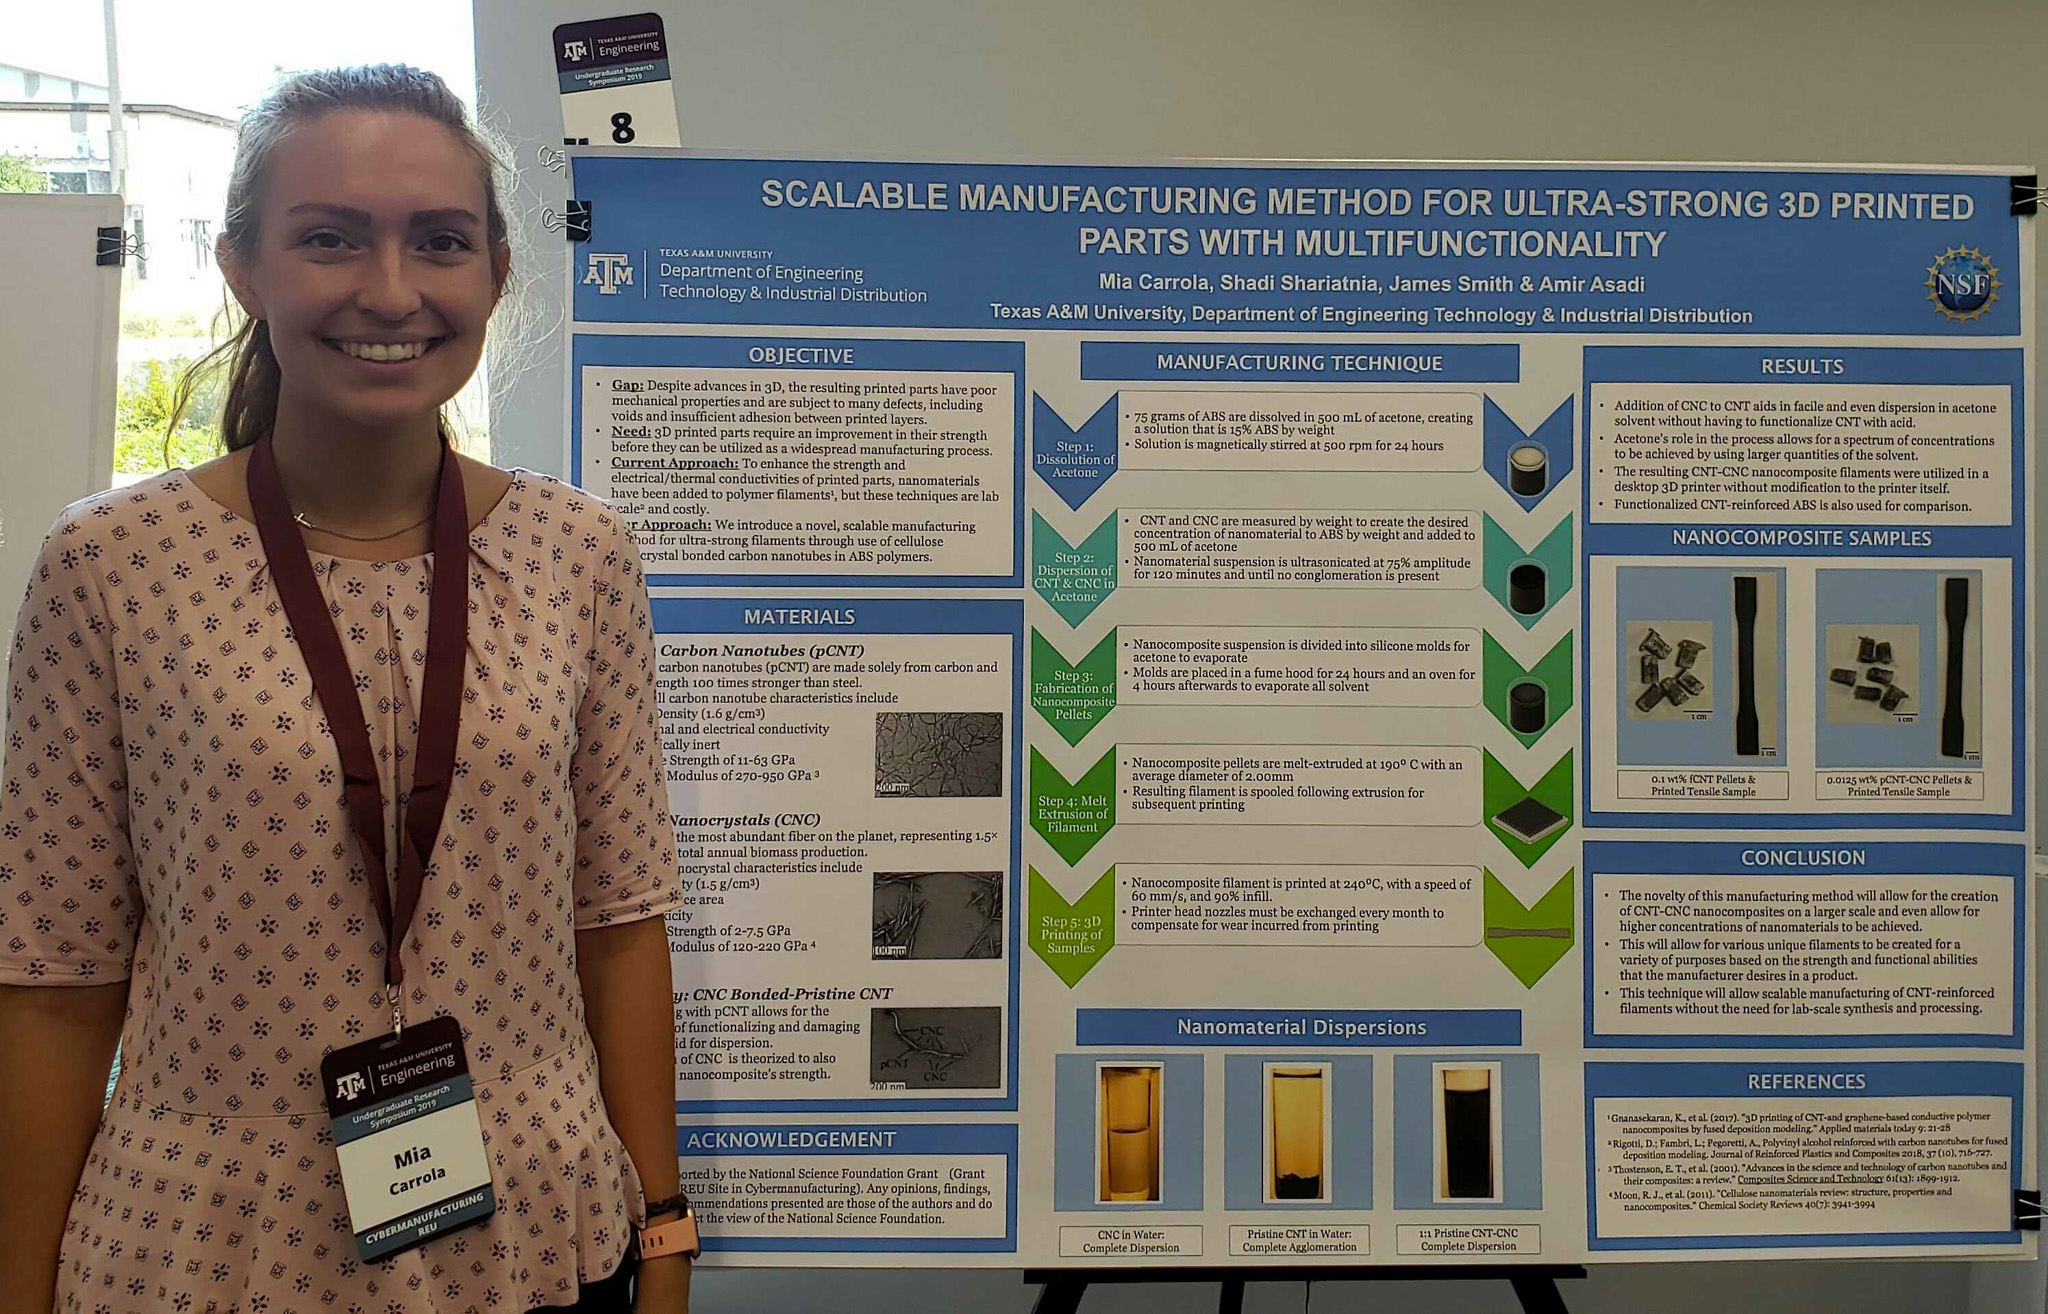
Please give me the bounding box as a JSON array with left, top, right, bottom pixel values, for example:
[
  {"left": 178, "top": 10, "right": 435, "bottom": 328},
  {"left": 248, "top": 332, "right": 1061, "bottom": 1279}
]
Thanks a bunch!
[{"left": 245, "top": 433, "right": 469, "bottom": 1032}]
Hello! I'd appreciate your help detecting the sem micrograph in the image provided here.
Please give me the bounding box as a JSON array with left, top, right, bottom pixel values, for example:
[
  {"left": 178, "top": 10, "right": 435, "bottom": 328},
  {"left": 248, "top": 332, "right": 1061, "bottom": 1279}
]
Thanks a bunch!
[
  {"left": 874, "top": 712, "right": 1004, "bottom": 798},
  {"left": 873, "top": 871, "right": 1005, "bottom": 960},
  {"left": 870, "top": 1006, "right": 1002, "bottom": 1089}
]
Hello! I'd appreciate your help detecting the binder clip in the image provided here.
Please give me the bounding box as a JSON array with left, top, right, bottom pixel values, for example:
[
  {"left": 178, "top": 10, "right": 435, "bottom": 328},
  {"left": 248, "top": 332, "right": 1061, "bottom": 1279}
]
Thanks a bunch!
[
  {"left": 537, "top": 146, "right": 569, "bottom": 175},
  {"left": 542, "top": 200, "right": 593, "bottom": 242},
  {"left": 2013, "top": 174, "right": 2039, "bottom": 217},
  {"left": 96, "top": 225, "right": 146, "bottom": 267},
  {"left": 2015, "top": 1188, "right": 2041, "bottom": 1231}
]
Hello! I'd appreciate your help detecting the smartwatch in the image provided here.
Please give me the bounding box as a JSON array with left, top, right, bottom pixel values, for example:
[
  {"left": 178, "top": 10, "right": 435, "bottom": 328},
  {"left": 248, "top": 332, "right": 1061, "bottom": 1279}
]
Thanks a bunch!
[{"left": 638, "top": 1192, "right": 701, "bottom": 1261}]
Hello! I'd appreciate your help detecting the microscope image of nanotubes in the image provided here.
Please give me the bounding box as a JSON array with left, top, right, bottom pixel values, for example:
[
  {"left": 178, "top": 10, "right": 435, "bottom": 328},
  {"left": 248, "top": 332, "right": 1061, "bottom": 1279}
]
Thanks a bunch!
[
  {"left": 874, "top": 711, "right": 1005, "bottom": 798},
  {"left": 872, "top": 871, "right": 1006, "bottom": 960},
  {"left": 869, "top": 1006, "right": 1002, "bottom": 1089}
]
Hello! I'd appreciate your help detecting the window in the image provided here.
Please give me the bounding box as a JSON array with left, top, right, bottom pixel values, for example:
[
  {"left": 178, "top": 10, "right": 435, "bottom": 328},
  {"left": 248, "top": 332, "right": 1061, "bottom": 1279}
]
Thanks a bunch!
[{"left": 49, "top": 169, "right": 113, "bottom": 194}]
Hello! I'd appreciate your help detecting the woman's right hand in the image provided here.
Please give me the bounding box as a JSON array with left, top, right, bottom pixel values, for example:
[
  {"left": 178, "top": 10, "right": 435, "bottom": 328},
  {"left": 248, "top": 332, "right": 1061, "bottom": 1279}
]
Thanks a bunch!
[{"left": 0, "top": 981, "right": 127, "bottom": 1314}]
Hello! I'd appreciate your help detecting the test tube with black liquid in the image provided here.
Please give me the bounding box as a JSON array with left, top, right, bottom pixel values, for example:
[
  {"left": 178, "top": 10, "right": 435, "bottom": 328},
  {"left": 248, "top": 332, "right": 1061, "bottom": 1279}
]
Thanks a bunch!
[{"left": 1439, "top": 1068, "right": 1497, "bottom": 1200}]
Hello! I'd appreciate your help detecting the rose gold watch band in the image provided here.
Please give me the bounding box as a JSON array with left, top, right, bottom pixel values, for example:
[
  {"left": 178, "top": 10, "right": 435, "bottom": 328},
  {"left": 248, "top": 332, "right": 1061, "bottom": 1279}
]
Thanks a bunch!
[{"left": 637, "top": 1210, "right": 700, "bottom": 1261}]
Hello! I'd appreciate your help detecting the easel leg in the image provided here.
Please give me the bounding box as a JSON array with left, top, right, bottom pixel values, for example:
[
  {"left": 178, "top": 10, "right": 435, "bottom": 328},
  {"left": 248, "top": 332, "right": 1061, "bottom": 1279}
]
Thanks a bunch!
[
  {"left": 1218, "top": 1277, "right": 1246, "bottom": 1314},
  {"left": 1509, "top": 1275, "right": 1569, "bottom": 1314},
  {"left": 1033, "top": 1275, "right": 1088, "bottom": 1314}
]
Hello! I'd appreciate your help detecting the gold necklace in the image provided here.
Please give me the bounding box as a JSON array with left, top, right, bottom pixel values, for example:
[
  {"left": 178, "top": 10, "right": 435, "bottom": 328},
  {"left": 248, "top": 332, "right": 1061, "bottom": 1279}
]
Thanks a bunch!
[{"left": 292, "top": 509, "right": 435, "bottom": 542}]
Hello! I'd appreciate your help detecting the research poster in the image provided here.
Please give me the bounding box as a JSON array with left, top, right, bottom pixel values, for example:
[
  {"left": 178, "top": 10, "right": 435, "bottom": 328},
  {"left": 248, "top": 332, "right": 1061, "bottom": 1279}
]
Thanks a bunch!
[{"left": 562, "top": 153, "right": 2035, "bottom": 1265}]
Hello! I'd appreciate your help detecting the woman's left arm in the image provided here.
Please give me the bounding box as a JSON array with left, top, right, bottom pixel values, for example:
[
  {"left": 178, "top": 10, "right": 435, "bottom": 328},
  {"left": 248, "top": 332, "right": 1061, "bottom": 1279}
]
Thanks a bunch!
[{"left": 579, "top": 919, "right": 690, "bottom": 1311}]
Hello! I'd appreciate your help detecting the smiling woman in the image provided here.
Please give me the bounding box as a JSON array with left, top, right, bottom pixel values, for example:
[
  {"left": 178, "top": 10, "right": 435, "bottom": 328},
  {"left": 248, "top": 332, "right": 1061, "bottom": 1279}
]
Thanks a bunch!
[
  {"left": 169, "top": 68, "right": 512, "bottom": 535},
  {"left": 0, "top": 66, "right": 691, "bottom": 1314}
]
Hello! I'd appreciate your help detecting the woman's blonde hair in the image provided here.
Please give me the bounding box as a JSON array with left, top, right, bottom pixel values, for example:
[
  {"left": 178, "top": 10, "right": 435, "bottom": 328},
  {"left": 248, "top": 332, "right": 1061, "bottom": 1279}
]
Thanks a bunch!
[{"left": 171, "top": 64, "right": 514, "bottom": 452}]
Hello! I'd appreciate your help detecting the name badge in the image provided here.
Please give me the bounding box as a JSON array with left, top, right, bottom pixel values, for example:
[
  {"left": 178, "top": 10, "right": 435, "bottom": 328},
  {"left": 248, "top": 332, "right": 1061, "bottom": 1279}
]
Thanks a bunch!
[{"left": 321, "top": 1015, "right": 497, "bottom": 1261}]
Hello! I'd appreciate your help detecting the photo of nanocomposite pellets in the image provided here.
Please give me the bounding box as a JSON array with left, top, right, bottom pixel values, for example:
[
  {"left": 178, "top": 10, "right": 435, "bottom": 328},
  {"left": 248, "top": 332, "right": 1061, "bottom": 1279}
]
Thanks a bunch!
[
  {"left": 872, "top": 870, "right": 1005, "bottom": 960},
  {"left": 1098, "top": 1063, "right": 1164, "bottom": 1203},
  {"left": 1626, "top": 620, "right": 1715, "bottom": 720},
  {"left": 874, "top": 711, "right": 1006, "bottom": 797},
  {"left": 1813, "top": 570, "right": 1984, "bottom": 765},
  {"left": 869, "top": 1006, "right": 1003, "bottom": 1089},
  {"left": 1615, "top": 567, "right": 1784, "bottom": 765},
  {"left": 1822, "top": 625, "right": 1919, "bottom": 723}
]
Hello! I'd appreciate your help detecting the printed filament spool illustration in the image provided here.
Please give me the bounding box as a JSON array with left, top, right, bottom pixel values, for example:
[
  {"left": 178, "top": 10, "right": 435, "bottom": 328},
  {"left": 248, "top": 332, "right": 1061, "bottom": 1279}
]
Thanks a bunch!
[
  {"left": 1508, "top": 442, "right": 1548, "bottom": 496},
  {"left": 1434, "top": 1063, "right": 1503, "bottom": 1202},
  {"left": 1099, "top": 1065, "right": 1162, "bottom": 1203},
  {"left": 1507, "top": 679, "right": 1547, "bottom": 735},
  {"left": 1266, "top": 1065, "right": 1329, "bottom": 1202},
  {"left": 1508, "top": 561, "right": 1547, "bottom": 616}
]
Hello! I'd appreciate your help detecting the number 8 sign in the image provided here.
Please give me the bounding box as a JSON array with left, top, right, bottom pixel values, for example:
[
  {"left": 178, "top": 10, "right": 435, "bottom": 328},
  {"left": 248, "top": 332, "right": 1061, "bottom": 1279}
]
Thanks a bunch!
[{"left": 554, "top": 13, "right": 681, "bottom": 149}]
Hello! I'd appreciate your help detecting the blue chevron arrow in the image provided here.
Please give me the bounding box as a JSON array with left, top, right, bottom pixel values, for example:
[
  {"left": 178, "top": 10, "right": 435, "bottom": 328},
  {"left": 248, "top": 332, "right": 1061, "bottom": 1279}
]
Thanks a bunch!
[{"left": 1032, "top": 394, "right": 1118, "bottom": 511}]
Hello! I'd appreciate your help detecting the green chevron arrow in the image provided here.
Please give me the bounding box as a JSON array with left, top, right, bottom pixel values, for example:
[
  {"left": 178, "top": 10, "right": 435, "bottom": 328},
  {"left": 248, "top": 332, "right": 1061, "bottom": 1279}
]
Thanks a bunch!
[
  {"left": 1030, "top": 747, "right": 1115, "bottom": 864},
  {"left": 1029, "top": 866, "right": 1116, "bottom": 987},
  {"left": 1031, "top": 628, "right": 1117, "bottom": 745},
  {"left": 1483, "top": 632, "right": 1574, "bottom": 746},
  {"left": 1032, "top": 512, "right": 1117, "bottom": 627},
  {"left": 1484, "top": 868, "right": 1575, "bottom": 988},
  {"left": 1482, "top": 747, "right": 1574, "bottom": 867},
  {"left": 1483, "top": 514, "right": 1574, "bottom": 629}
]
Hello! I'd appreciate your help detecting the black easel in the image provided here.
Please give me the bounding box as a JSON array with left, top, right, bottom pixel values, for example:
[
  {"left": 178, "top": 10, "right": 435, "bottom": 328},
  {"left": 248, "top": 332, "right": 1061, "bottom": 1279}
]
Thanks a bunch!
[{"left": 1026, "top": 1264, "right": 1585, "bottom": 1313}]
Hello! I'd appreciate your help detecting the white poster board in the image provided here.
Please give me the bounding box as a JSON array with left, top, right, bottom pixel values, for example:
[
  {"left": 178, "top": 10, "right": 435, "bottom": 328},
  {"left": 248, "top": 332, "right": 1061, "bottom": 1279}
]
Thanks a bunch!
[{"left": 0, "top": 193, "right": 122, "bottom": 648}]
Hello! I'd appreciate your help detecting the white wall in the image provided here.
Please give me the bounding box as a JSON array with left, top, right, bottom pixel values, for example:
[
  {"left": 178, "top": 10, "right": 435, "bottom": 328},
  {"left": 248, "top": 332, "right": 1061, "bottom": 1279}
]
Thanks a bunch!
[
  {"left": 475, "top": 4, "right": 2043, "bottom": 1309},
  {"left": 0, "top": 63, "right": 106, "bottom": 102}
]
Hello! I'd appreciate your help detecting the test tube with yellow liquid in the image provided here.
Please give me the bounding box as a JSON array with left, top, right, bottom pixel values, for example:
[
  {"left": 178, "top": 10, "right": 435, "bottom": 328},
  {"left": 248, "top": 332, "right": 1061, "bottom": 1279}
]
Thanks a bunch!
[
  {"left": 1267, "top": 1065, "right": 1327, "bottom": 1202},
  {"left": 1098, "top": 1065, "right": 1161, "bottom": 1203}
]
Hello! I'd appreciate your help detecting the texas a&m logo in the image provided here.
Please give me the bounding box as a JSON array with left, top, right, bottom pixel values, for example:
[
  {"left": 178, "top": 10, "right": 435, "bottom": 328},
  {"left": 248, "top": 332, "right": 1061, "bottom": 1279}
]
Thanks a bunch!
[{"left": 583, "top": 252, "right": 634, "bottom": 295}]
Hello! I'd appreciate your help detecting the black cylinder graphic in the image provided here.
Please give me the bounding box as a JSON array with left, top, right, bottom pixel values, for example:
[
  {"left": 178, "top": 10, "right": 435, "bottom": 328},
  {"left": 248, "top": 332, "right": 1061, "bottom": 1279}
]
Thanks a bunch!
[
  {"left": 1508, "top": 562, "right": 1546, "bottom": 616},
  {"left": 1440, "top": 1070, "right": 1497, "bottom": 1200},
  {"left": 1508, "top": 680, "right": 1547, "bottom": 734},
  {"left": 1508, "top": 443, "right": 1548, "bottom": 496}
]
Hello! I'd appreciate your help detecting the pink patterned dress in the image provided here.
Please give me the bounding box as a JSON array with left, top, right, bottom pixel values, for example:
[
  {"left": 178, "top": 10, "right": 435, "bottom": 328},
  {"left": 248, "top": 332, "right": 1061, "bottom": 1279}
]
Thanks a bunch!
[{"left": 0, "top": 469, "right": 682, "bottom": 1313}]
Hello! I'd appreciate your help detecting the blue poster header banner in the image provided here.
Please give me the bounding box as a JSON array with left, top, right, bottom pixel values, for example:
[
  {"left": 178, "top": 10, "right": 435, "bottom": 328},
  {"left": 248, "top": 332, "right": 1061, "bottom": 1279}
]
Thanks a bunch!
[{"left": 568, "top": 153, "right": 2022, "bottom": 336}]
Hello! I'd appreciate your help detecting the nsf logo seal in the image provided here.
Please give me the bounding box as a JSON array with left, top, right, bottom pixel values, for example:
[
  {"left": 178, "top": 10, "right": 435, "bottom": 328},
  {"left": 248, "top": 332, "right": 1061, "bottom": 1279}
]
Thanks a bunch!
[{"left": 1925, "top": 246, "right": 2001, "bottom": 322}]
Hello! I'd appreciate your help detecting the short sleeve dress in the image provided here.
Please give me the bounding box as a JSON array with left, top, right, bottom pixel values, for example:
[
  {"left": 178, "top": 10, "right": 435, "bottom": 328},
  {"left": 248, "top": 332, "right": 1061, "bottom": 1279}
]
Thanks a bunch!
[{"left": 0, "top": 468, "right": 684, "bottom": 1314}]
